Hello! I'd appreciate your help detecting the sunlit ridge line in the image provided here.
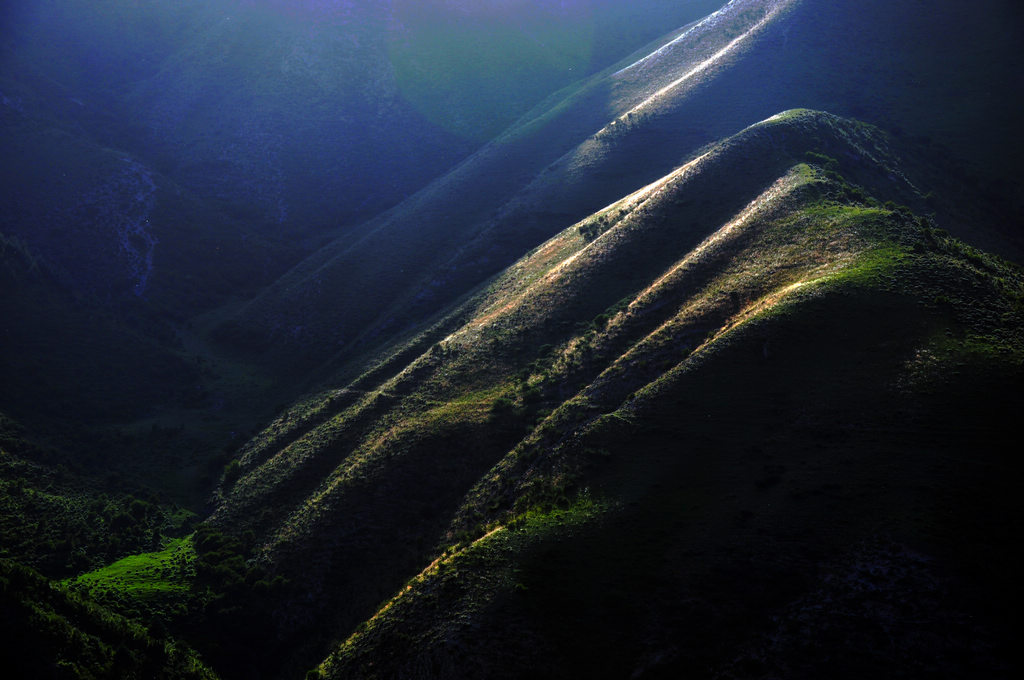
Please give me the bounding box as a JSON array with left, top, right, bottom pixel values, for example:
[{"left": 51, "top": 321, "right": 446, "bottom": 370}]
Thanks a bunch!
[
  {"left": 611, "top": 0, "right": 742, "bottom": 78},
  {"left": 628, "top": 13, "right": 775, "bottom": 116},
  {"left": 538, "top": 151, "right": 710, "bottom": 282},
  {"left": 631, "top": 171, "right": 797, "bottom": 310},
  {"left": 608, "top": 2, "right": 787, "bottom": 128},
  {"left": 455, "top": 152, "right": 710, "bottom": 338},
  {"left": 325, "top": 525, "right": 507, "bottom": 664}
]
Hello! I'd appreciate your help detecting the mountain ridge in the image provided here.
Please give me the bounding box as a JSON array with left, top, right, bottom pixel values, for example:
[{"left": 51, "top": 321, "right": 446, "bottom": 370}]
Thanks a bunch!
[
  {"left": 213, "top": 0, "right": 1023, "bottom": 387},
  {"left": 3, "top": 2, "right": 1023, "bottom": 678},
  {"left": 158, "top": 109, "right": 1024, "bottom": 677},
  {"left": 309, "top": 114, "right": 1023, "bottom": 676}
]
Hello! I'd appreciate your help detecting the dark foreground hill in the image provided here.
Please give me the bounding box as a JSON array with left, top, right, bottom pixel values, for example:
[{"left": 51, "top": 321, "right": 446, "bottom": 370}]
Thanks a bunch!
[
  {"left": 306, "top": 111, "right": 1023, "bottom": 679},
  {"left": 66, "top": 110, "right": 1023, "bottom": 678},
  {"left": 0, "top": 558, "right": 216, "bottom": 680}
]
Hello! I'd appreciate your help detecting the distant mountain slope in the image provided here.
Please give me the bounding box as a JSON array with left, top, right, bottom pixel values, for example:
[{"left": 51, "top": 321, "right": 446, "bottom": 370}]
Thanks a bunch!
[
  {"left": 2, "top": 0, "right": 725, "bottom": 295},
  {"left": 0, "top": 230, "right": 200, "bottom": 421},
  {"left": 215, "top": 0, "right": 1024, "bottom": 381},
  {"left": 0, "top": 81, "right": 290, "bottom": 315},
  {"left": 194, "top": 110, "right": 1023, "bottom": 678},
  {"left": 0, "top": 226, "right": 270, "bottom": 506},
  {"left": 0, "top": 0, "right": 728, "bottom": 454}
]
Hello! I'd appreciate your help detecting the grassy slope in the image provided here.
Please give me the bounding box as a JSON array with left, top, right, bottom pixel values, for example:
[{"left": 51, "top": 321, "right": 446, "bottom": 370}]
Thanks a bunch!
[
  {"left": 214, "top": 109, "right": 929, "bottom": 541},
  {"left": 197, "top": 110, "right": 1022, "bottom": 677},
  {"left": 61, "top": 522, "right": 296, "bottom": 679},
  {"left": 0, "top": 558, "right": 217, "bottom": 680},
  {"left": 314, "top": 126, "right": 1023, "bottom": 677},
  {"left": 67, "top": 538, "right": 195, "bottom": 602},
  {"left": 0, "top": 406, "right": 205, "bottom": 584},
  {"left": 215, "top": 0, "right": 1023, "bottom": 385}
]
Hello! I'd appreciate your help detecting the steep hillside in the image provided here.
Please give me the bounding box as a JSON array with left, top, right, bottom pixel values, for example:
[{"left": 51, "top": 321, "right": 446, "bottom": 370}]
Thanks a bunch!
[
  {"left": 162, "top": 110, "right": 1024, "bottom": 678},
  {"left": 0, "top": 559, "right": 217, "bottom": 680},
  {"left": 216, "top": 0, "right": 1024, "bottom": 381},
  {"left": 313, "top": 117, "right": 1023, "bottom": 677},
  {"left": 3, "top": 2, "right": 1022, "bottom": 677}
]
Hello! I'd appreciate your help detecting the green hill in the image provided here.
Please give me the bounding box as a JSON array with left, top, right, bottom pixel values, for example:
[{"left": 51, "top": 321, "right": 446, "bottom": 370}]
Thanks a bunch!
[
  {"left": 188, "top": 110, "right": 1024, "bottom": 677},
  {"left": 313, "top": 113, "right": 1023, "bottom": 678},
  {"left": 2, "top": 2, "right": 1023, "bottom": 678}
]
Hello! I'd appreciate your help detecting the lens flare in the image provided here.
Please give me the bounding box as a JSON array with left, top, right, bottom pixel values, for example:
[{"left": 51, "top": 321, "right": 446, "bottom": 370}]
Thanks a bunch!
[{"left": 388, "top": 0, "right": 597, "bottom": 141}]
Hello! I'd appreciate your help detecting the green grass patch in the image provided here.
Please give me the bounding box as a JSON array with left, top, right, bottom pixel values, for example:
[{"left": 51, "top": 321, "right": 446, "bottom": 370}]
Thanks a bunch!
[
  {"left": 67, "top": 537, "right": 195, "bottom": 600},
  {"left": 823, "top": 245, "right": 909, "bottom": 287}
]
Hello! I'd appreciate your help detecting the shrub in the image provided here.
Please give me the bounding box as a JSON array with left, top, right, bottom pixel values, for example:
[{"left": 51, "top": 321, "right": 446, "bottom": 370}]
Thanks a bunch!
[
  {"left": 579, "top": 223, "right": 601, "bottom": 241},
  {"left": 521, "top": 386, "right": 543, "bottom": 404},
  {"left": 804, "top": 150, "right": 839, "bottom": 172},
  {"left": 490, "top": 397, "right": 514, "bottom": 414},
  {"left": 222, "top": 460, "right": 242, "bottom": 486}
]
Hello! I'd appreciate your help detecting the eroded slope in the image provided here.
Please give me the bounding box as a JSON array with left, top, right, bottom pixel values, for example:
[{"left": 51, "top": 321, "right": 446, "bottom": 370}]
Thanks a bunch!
[{"left": 200, "top": 110, "right": 1023, "bottom": 677}]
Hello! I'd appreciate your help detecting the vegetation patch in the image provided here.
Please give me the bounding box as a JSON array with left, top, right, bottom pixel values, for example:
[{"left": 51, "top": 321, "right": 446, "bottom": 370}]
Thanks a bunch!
[
  {"left": 1, "top": 558, "right": 216, "bottom": 679},
  {"left": 67, "top": 537, "right": 195, "bottom": 601}
]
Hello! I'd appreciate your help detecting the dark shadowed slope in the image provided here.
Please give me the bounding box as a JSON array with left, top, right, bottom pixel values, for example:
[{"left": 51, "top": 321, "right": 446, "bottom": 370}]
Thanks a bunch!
[
  {"left": 0, "top": 559, "right": 217, "bottom": 680},
  {"left": 214, "top": 0, "right": 1024, "bottom": 382},
  {"left": 153, "top": 110, "right": 1024, "bottom": 678},
  {"left": 311, "top": 113, "right": 1023, "bottom": 679}
]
